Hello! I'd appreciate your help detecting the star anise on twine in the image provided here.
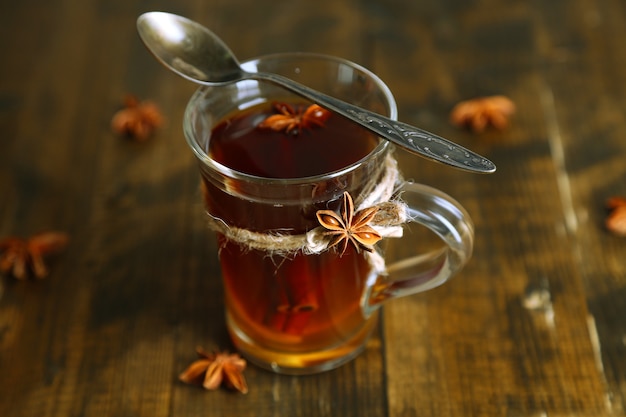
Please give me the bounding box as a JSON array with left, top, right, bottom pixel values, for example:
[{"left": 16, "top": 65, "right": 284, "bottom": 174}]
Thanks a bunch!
[
  {"left": 606, "top": 196, "right": 626, "bottom": 236},
  {"left": 450, "top": 95, "right": 516, "bottom": 132},
  {"left": 316, "top": 192, "right": 382, "bottom": 255},
  {"left": 258, "top": 102, "right": 331, "bottom": 135},
  {"left": 111, "top": 94, "right": 164, "bottom": 141},
  {"left": 0, "top": 232, "right": 69, "bottom": 279},
  {"left": 179, "top": 347, "right": 248, "bottom": 394}
]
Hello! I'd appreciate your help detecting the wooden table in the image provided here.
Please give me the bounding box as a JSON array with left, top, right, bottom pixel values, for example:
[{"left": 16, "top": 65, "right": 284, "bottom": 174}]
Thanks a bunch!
[{"left": 1, "top": 1, "right": 625, "bottom": 416}]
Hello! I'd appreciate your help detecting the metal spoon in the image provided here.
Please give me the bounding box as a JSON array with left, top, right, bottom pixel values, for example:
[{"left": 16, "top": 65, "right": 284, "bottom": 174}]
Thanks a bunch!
[{"left": 136, "top": 12, "right": 496, "bottom": 173}]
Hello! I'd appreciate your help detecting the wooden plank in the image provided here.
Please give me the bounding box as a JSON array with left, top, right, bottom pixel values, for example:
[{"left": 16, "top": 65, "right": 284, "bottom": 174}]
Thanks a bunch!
[
  {"left": 0, "top": 2, "right": 196, "bottom": 416},
  {"left": 535, "top": 0, "right": 626, "bottom": 411},
  {"left": 164, "top": 3, "right": 388, "bottom": 417},
  {"left": 368, "top": 0, "right": 623, "bottom": 415}
]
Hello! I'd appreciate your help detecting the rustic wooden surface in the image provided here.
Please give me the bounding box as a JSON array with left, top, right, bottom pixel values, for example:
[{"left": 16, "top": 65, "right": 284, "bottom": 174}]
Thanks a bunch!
[{"left": 1, "top": 0, "right": 625, "bottom": 416}]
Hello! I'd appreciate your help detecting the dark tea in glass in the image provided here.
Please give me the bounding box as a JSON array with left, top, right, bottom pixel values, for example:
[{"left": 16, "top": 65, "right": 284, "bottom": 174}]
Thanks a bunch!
[{"left": 203, "top": 100, "right": 383, "bottom": 370}]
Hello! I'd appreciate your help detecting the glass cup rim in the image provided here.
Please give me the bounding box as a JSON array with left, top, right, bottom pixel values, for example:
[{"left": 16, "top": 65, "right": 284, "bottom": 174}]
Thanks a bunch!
[{"left": 183, "top": 52, "right": 398, "bottom": 186}]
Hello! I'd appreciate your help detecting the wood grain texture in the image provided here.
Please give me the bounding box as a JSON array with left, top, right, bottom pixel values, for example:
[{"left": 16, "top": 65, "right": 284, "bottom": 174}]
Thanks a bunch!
[{"left": 0, "top": 0, "right": 624, "bottom": 416}]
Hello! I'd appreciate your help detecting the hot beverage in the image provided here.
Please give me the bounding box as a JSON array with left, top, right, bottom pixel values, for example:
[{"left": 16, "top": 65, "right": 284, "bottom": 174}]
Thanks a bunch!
[{"left": 202, "top": 100, "right": 382, "bottom": 369}]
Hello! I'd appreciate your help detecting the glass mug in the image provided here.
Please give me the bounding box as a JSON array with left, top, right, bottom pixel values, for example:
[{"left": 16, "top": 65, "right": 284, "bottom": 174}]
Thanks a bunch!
[{"left": 183, "top": 53, "right": 473, "bottom": 374}]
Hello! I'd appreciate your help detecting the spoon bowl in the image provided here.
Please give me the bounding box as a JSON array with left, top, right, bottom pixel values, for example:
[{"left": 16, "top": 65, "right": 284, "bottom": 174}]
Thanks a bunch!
[{"left": 137, "top": 12, "right": 496, "bottom": 173}]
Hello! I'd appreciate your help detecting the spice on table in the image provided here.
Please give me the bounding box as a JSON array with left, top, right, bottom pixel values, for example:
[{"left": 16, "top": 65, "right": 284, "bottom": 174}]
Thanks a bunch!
[
  {"left": 606, "top": 196, "right": 626, "bottom": 236},
  {"left": 258, "top": 102, "right": 331, "bottom": 135},
  {"left": 179, "top": 347, "right": 248, "bottom": 394},
  {"left": 0, "top": 231, "right": 69, "bottom": 279},
  {"left": 450, "top": 95, "right": 516, "bottom": 132},
  {"left": 316, "top": 192, "right": 382, "bottom": 255},
  {"left": 111, "top": 94, "right": 164, "bottom": 140}
]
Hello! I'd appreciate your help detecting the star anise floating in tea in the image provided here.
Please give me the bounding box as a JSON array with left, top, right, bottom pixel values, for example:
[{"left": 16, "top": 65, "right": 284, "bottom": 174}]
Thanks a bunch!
[
  {"left": 606, "top": 196, "right": 626, "bottom": 236},
  {"left": 450, "top": 95, "right": 516, "bottom": 132},
  {"left": 0, "top": 231, "right": 69, "bottom": 279},
  {"left": 316, "top": 192, "right": 382, "bottom": 255},
  {"left": 111, "top": 94, "right": 164, "bottom": 141},
  {"left": 258, "top": 102, "right": 331, "bottom": 135},
  {"left": 179, "top": 347, "right": 248, "bottom": 394}
]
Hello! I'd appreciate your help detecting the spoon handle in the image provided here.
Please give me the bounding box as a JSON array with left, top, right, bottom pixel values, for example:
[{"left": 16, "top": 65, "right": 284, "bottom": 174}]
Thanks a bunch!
[{"left": 253, "top": 71, "right": 496, "bottom": 173}]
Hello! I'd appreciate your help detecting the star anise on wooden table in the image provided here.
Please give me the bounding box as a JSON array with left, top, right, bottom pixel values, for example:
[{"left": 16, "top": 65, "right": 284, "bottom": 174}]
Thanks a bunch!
[
  {"left": 111, "top": 94, "right": 164, "bottom": 141},
  {"left": 179, "top": 347, "right": 248, "bottom": 394},
  {"left": 316, "top": 192, "right": 382, "bottom": 255},
  {"left": 258, "top": 102, "right": 331, "bottom": 135},
  {"left": 0, "top": 231, "right": 69, "bottom": 279},
  {"left": 450, "top": 95, "right": 516, "bottom": 132},
  {"left": 606, "top": 196, "right": 626, "bottom": 236}
]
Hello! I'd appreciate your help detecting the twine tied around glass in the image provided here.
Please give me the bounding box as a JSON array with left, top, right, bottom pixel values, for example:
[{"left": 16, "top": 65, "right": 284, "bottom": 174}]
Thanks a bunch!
[{"left": 204, "top": 154, "right": 409, "bottom": 272}]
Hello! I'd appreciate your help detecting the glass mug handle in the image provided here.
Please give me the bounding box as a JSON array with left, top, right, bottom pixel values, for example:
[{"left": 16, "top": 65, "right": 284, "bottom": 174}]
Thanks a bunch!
[{"left": 365, "top": 182, "right": 474, "bottom": 311}]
